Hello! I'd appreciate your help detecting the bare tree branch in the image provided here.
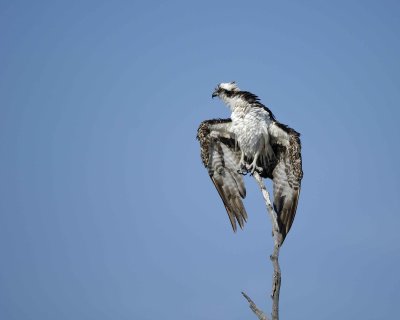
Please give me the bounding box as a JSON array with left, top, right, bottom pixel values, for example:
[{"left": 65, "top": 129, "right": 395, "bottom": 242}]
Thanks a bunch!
[
  {"left": 242, "top": 172, "right": 282, "bottom": 320},
  {"left": 253, "top": 172, "right": 281, "bottom": 244},
  {"left": 242, "top": 292, "right": 269, "bottom": 320}
]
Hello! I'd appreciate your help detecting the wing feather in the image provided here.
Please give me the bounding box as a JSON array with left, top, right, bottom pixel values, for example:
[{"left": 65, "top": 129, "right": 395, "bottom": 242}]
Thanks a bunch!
[
  {"left": 269, "top": 122, "right": 303, "bottom": 243},
  {"left": 197, "top": 119, "right": 247, "bottom": 231}
]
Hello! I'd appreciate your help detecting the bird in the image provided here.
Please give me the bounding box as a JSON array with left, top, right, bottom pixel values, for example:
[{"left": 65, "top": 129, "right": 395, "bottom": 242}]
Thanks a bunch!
[{"left": 197, "top": 82, "right": 303, "bottom": 244}]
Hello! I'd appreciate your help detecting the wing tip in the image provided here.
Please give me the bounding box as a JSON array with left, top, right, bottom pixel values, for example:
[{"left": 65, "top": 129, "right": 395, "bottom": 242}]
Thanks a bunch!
[
  {"left": 226, "top": 202, "right": 248, "bottom": 233},
  {"left": 276, "top": 192, "right": 300, "bottom": 245}
]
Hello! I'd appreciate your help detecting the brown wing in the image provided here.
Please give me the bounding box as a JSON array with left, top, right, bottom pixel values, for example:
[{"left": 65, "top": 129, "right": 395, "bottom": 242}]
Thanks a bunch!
[
  {"left": 269, "top": 122, "right": 303, "bottom": 243},
  {"left": 197, "top": 119, "right": 247, "bottom": 231}
]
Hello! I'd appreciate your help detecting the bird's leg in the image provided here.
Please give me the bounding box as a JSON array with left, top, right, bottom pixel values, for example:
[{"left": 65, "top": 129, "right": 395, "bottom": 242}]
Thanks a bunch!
[
  {"left": 237, "top": 151, "right": 248, "bottom": 175},
  {"left": 247, "top": 151, "right": 263, "bottom": 175}
]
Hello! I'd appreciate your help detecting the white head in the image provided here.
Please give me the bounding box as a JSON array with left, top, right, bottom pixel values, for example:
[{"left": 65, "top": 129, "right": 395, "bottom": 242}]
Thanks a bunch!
[
  {"left": 211, "top": 81, "right": 240, "bottom": 98},
  {"left": 211, "top": 81, "right": 266, "bottom": 112}
]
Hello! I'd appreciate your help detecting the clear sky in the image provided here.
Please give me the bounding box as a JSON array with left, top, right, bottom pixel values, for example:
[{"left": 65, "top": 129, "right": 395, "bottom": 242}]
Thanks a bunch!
[{"left": 1, "top": 1, "right": 400, "bottom": 319}]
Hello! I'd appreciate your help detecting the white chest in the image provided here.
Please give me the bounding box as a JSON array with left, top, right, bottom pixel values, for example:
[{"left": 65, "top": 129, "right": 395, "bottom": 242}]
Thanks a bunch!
[{"left": 231, "top": 107, "right": 271, "bottom": 157}]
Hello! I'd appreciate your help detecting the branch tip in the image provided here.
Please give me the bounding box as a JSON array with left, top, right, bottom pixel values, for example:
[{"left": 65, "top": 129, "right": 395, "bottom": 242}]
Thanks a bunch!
[{"left": 242, "top": 291, "right": 269, "bottom": 320}]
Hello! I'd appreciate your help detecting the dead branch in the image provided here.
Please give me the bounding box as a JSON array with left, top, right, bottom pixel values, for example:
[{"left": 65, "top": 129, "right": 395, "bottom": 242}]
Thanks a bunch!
[
  {"left": 242, "top": 291, "right": 269, "bottom": 320},
  {"left": 242, "top": 171, "right": 282, "bottom": 320}
]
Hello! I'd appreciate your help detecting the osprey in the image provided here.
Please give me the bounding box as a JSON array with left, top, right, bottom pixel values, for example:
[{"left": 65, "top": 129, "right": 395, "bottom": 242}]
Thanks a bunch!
[{"left": 197, "top": 82, "right": 303, "bottom": 244}]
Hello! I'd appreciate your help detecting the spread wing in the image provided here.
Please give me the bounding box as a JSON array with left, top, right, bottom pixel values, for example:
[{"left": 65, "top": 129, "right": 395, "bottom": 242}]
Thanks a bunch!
[
  {"left": 268, "top": 122, "right": 303, "bottom": 243},
  {"left": 197, "top": 119, "right": 247, "bottom": 231}
]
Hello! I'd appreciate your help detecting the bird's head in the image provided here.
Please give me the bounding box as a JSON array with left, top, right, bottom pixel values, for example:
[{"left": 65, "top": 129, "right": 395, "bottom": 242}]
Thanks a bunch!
[{"left": 212, "top": 81, "right": 240, "bottom": 99}]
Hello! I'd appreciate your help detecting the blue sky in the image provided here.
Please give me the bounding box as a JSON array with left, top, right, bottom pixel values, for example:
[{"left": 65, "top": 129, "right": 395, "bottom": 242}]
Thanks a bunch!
[{"left": 1, "top": 1, "right": 399, "bottom": 319}]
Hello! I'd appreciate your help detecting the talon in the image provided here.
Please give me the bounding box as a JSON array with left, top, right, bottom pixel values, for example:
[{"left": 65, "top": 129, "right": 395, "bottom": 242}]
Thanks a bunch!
[
  {"left": 238, "top": 159, "right": 249, "bottom": 175},
  {"left": 247, "top": 163, "right": 263, "bottom": 175},
  {"left": 246, "top": 151, "right": 263, "bottom": 176}
]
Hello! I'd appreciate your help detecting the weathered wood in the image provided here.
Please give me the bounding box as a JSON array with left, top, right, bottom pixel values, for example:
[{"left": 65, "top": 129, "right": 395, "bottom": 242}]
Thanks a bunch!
[{"left": 242, "top": 172, "right": 282, "bottom": 320}]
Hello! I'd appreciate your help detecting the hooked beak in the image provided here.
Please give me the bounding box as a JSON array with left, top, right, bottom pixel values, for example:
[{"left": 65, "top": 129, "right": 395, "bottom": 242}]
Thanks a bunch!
[{"left": 211, "top": 89, "right": 219, "bottom": 98}]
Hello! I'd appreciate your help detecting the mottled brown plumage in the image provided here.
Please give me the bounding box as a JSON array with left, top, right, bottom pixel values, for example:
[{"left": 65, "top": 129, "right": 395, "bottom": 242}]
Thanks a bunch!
[
  {"left": 197, "top": 119, "right": 248, "bottom": 231},
  {"left": 198, "top": 83, "right": 303, "bottom": 244}
]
